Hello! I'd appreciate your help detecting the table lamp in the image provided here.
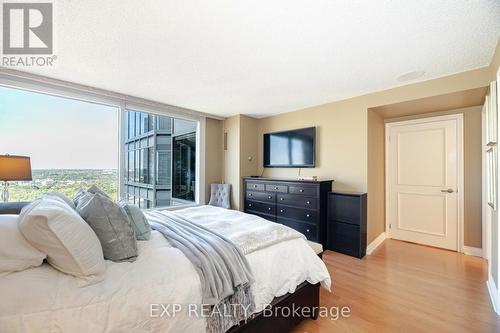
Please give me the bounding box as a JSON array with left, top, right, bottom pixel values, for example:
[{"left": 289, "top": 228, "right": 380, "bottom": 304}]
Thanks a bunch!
[{"left": 0, "top": 154, "right": 32, "bottom": 202}]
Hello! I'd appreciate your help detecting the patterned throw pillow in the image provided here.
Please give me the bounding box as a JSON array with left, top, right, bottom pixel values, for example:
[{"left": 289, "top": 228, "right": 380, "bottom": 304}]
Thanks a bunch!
[
  {"left": 73, "top": 188, "right": 87, "bottom": 207},
  {"left": 119, "top": 201, "right": 151, "bottom": 241},
  {"left": 73, "top": 185, "right": 110, "bottom": 208}
]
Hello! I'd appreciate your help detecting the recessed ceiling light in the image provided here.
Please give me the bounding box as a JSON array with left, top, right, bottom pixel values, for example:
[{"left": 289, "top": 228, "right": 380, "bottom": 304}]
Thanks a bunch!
[{"left": 397, "top": 70, "right": 425, "bottom": 82}]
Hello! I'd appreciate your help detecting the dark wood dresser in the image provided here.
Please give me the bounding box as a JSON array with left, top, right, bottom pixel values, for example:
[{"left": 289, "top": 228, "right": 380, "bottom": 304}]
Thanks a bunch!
[
  {"left": 327, "top": 191, "right": 367, "bottom": 258},
  {"left": 243, "top": 177, "right": 333, "bottom": 246}
]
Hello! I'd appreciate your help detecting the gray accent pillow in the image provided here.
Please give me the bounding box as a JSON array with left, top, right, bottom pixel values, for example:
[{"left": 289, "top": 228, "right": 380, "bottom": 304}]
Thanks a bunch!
[
  {"left": 119, "top": 200, "right": 151, "bottom": 241},
  {"left": 88, "top": 185, "right": 111, "bottom": 198},
  {"left": 76, "top": 192, "right": 138, "bottom": 262}
]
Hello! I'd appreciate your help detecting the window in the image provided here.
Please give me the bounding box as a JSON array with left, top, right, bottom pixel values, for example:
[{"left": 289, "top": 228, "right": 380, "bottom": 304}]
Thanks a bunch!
[
  {"left": 0, "top": 86, "right": 119, "bottom": 201},
  {"left": 123, "top": 109, "right": 198, "bottom": 208},
  {"left": 157, "top": 151, "right": 171, "bottom": 185},
  {"left": 173, "top": 132, "right": 196, "bottom": 201},
  {"left": 486, "top": 81, "right": 498, "bottom": 210},
  {"left": 0, "top": 75, "right": 204, "bottom": 209}
]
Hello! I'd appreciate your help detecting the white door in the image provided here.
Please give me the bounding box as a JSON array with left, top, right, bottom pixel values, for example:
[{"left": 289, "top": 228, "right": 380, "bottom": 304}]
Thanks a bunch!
[{"left": 386, "top": 115, "right": 463, "bottom": 251}]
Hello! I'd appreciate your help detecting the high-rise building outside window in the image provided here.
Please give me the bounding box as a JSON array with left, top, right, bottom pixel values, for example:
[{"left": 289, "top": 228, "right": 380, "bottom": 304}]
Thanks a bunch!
[{"left": 123, "top": 110, "right": 197, "bottom": 208}]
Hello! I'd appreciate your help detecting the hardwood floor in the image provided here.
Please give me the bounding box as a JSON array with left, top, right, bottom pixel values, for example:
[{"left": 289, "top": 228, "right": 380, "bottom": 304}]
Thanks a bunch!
[{"left": 292, "top": 239, "right": 500, "bottom": 333}]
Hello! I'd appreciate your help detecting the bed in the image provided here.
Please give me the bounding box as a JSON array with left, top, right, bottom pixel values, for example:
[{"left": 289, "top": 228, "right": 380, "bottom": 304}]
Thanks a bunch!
[{"left": 0, "top": 204, "right": 331, "bottom": 333}]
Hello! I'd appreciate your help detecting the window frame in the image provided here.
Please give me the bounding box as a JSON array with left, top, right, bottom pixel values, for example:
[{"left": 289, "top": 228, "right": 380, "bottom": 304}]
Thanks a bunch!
[
  {"left": 0, "top": 71, "right": 207, "bottom": 209},
  {"left": 485, "top": 82, "right": 499, "bottom": 211},
  {"left": 121, "top": 103, "right": 206, "bottom": 209}
]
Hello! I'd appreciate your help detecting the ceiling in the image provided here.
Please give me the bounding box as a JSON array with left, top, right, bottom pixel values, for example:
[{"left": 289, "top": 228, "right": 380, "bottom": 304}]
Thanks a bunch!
[{"left": 7, "top": 0, "right": 500, "bottom": 118}]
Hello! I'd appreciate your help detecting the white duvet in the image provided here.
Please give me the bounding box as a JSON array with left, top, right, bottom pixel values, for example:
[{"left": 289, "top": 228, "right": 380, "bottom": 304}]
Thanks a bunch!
[{"left": 0, "top": 206, "right": 331, "bottom": 333}]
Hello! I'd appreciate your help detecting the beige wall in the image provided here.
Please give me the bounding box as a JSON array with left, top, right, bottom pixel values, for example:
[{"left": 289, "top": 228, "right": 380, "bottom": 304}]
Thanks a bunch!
[
  {"left": 222, "top": 115, "right": 260, "bottom": 210},
  {"left": 251, "top": 67, "right": 491, "bottom": 244},
  {"left": 223, "top": 115, "right": 241, "bottom": 209},
  {"left": 490, "top": 38, "right": 500, "bottom": 80},
  {"left": 205, "top": 118, "right": 224, "bottom": 203},
  {"left": 257, "top": 104, "right": 366, "bottom": 191},
  {"left": 367, "top": 111, "right": 386, "bottom": 244},
  {"left": 373, "top": 87, "right": 487, "bottom": 118},
  {"left": 222, "top": 38, "right": 499, "bottom": 245},
  {"left": 463, "top": 108, "right": 484, "bottom": 248},
  {"left": 239, "top": 116, "right": 259, "bottom": 208}
]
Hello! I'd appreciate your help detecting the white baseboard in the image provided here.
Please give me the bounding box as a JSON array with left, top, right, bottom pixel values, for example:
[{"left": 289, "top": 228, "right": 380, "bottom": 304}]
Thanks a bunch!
[
  {"left": 366, "top": 232, "right": 386, "bottom": 255},
  {"left": 487, "top": 275, "right": 499, "bottom": 316},
  {"left": 462, "top": 246, "right": 483, "bottom": 257}
]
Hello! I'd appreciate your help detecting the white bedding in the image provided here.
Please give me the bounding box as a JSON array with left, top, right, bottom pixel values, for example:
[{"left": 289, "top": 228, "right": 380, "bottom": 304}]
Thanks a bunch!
[{"left": 0, "top": 206, "right": 331, "bottom": 333}]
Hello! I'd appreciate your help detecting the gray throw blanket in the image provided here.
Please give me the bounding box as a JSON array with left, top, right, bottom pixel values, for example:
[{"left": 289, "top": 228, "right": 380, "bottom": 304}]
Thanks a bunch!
[{"left": 146, "top": 210, "right": 255, "bottom": 333}]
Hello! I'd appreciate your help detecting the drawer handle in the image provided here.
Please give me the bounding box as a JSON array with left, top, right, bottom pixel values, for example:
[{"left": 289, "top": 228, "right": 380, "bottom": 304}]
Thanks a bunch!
[
  {"left": 280, "top": 197, "right": 284, "bottom": 201},
  {"left": 249, "top": 204, "right": 252, "bottom": 207},
  {"left": 249, "top": 194, "right": 253, "bottom": 197},
  {"left": 306, "top": 214, "right": 310, "bottom": 217},
  {"left": 299, "top": 189, "right": 304, "bottom": 193},
  {"left": 306, "top": 201, "right": 310, "bottom": 205},
  {"left": 268, "top": 207, "right": 272, "bottom": 211},
  {"left": 280, "top": 209, "right": 284, "bottom": 213},
  {"left": 306, "top": 229, "right": 310, "bottom": 233},
  {"left": 254, "top": 185, "right": 257, "bottom": 188},
  {"left": 268, "top": 195, "right": 272, "bottom": 199},
  {"left": 274, "top": 186, "right": 279, "bottom": 190}
]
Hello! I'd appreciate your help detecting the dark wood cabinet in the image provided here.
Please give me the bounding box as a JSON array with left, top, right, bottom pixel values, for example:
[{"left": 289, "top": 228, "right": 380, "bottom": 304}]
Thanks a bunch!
[
  {"left": 243, "top": 177, "right": 333, "bottom": 247},
  {"left": 327, "top": 192, "right": 367, "bottom": 258}
]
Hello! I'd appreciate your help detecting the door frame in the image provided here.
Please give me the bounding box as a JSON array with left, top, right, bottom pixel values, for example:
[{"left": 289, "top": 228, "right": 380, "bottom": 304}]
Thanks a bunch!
[
  {"left": 385, "top": 113, "right": 465, "bottom": 252},
  {"left": 482, "top": 104, "right": 490, "bottom": 260}
]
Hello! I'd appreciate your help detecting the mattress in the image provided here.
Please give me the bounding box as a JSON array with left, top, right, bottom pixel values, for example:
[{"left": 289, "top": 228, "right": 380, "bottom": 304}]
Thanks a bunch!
[{"left": 0, "top": 207, "right": 331, "bottom": 333}]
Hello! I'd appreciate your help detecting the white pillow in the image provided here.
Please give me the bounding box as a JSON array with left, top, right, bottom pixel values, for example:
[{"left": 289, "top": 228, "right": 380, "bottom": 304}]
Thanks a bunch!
[
  {"left": 44, "top": 192, "right": 76, "bottom": 210},
  {"left": 0, "top": 214, "right": 46, "bottom": 277},
  {"left": 19, "top": 196, "right": 106, "bottom": 286}
]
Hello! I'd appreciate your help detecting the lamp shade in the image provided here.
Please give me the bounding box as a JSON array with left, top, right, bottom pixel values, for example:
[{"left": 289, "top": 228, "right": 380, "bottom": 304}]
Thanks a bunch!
[{"left": 0, "top": 155, "right": 32, "bottom": 181}]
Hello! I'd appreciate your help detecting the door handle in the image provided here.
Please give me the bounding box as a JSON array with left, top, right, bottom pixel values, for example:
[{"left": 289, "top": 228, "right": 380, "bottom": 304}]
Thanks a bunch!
[{"left": 441, "top": 189, "right": 454, "bottom": 193}]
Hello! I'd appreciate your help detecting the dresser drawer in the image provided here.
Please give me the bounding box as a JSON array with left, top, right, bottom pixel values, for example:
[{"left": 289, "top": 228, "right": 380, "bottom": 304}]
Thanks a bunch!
[
  {"left": 277, "top": 193, "right": 317, "bottom": 208},
  {"left": 247, "top": 191, "right": 275, "bottom": 203},
  {"left": 278, "top": 218, "right": 318, "bottom": 242},
  {"left": 247, "top": 182, "right": 265, "bottom": 191},
  {"left": 265, "top": 184, "right": 288, "bottom": 193},
  {"left": 277, "top": 205, "right": 318, "bottom": 223},
  {"left": 246, "top": 200, "right": 275, "bottom": 215},
  {"left": 289, "top": 185, "right": 317, "bottom": 196}
]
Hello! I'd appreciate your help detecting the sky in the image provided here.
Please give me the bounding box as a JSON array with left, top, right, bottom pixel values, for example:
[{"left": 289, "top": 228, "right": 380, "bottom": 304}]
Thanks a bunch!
[{"left": 0, "top": 86, "right": 119, "bottom": 169}]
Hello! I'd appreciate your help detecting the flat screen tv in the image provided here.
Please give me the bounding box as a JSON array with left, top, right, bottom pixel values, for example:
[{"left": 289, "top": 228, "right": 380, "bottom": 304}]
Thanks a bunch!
[{"left": 263, "top": 127, "right": 315, "bottom": 168}]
